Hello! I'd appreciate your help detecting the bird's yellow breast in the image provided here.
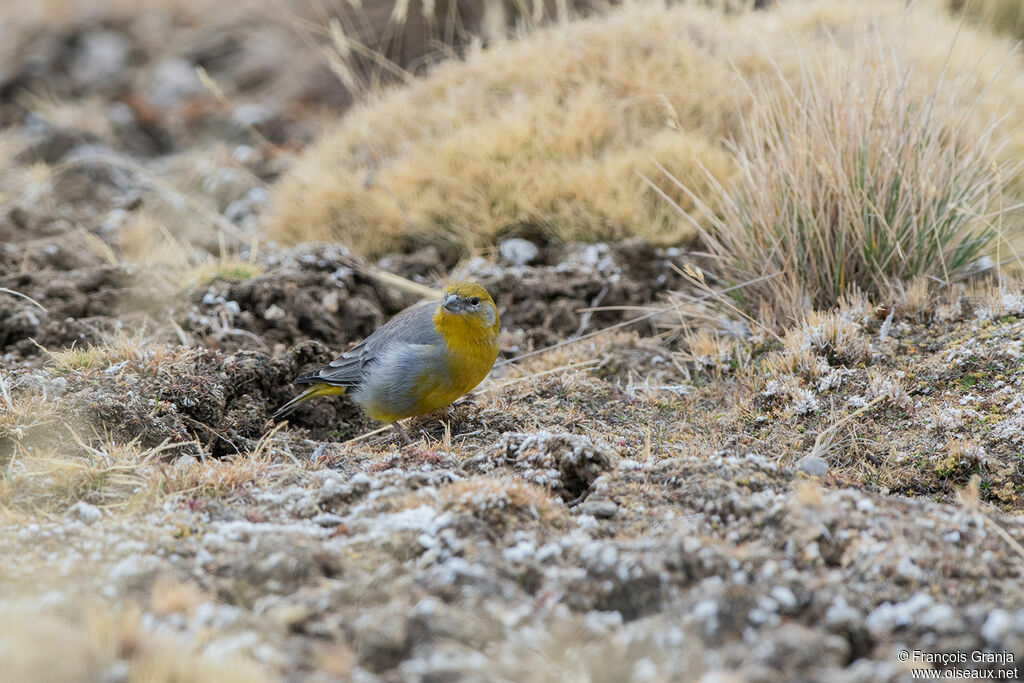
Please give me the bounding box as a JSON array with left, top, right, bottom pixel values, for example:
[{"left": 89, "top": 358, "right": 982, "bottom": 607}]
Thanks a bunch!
[{"left": 355, "top": 301, "right": 499, "bottom": 423}]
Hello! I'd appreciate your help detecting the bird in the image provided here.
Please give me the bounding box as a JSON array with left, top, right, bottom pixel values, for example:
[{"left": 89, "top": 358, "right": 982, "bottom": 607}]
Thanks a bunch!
[{"left": 272, "top": 281, "right": 500, "bottom": 444}]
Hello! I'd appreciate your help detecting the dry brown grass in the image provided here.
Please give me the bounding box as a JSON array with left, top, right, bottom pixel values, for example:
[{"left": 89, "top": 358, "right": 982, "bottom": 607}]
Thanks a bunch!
[
  {"left": 269, "top": 0, "right": 1024, "bottom": 262},
  {"left": 662, "top": 4, "right": 1024, "bottom": 329},
  {"left": 268, "top": 1, "right": 763, "bottom": 257},
  {"left": 948, "top": 0, "right": 1024, "bottom": 39},
  {"left": 149, "top": 577, "right": 211, "bottom": 616},
  {"left": 0, "top": 414, "right": 284, "bottom": 522},
  {"left": 0, "top": 340, "right": 287, "bottom": 520},
  {"left": 0, "top": 601, "right": 271, "bottom": 683}
]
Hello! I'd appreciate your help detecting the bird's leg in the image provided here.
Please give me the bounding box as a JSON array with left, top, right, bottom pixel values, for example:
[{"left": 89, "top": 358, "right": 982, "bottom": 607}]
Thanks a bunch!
[{"left": 391, "top": 421, "right": 413, "bottom": 446}]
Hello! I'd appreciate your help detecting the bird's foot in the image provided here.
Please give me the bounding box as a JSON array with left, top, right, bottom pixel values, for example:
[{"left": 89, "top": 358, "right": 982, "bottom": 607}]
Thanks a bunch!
[{"left": 391, "top": 421, "right": 413, "bottom": 446}]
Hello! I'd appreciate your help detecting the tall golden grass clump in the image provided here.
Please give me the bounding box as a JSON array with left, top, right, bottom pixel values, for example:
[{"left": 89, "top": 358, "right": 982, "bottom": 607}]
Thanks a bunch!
[
  {"left": 948, "top": 0, "right": 1024, "bottom": 39},
  {"left": 665, "top": 21, "right": 1023, "bottom": 329},
  {"left": 268, "top": 0, "right": 1024, "bottom": 260},
  {"left": 267, "top": 1, "right": 761, "bottom": 257}
]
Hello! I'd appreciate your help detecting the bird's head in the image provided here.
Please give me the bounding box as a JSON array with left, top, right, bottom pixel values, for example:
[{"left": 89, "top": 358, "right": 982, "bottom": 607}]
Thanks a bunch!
[{"left": 436, "top": 281, "right": 500, "bottom": 340}]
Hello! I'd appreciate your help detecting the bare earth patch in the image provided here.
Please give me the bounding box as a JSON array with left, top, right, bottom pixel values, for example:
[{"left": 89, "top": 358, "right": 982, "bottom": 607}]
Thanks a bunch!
[{"left": 4, "top": 293, "right": 1024, "bottom": 679}]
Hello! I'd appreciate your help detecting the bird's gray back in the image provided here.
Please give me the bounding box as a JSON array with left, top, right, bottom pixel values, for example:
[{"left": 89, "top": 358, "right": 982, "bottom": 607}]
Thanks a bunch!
[
  {"left": 297, "top": 301, "right": 442, "bottom": 388},
  {"left": 349, "top": 340, "right": 450, "bottom": 418}
]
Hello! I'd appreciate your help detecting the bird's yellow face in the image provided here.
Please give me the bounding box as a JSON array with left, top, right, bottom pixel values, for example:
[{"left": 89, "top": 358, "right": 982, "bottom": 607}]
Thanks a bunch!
[{"left": 435, "top": 282, "right": 500, "bottom": 343}]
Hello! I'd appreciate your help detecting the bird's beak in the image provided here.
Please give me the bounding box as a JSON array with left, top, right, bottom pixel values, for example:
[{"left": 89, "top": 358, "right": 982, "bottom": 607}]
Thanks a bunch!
[{"left": 442, "top": 293, "right": 459, "bottom": 312}]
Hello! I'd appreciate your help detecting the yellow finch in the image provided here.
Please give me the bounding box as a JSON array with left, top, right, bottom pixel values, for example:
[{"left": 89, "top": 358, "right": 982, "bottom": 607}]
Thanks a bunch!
[{"left": 273, "top": 282, "right": 500, "bottom": 443}]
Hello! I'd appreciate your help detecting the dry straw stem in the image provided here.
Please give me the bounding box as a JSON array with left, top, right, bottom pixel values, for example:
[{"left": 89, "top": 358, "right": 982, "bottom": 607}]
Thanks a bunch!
[
  {"left": 807, "top": 395, "right": 886, "bottom": 463},
  {"left": 0, "top": 287, "right": 46, "bottom": 312},
  {"left": 959, "top": 474, "right": 1024, "bottom": 562},
  {"left": 663, "top": 13, "right": 1024, "bottom": 329}
]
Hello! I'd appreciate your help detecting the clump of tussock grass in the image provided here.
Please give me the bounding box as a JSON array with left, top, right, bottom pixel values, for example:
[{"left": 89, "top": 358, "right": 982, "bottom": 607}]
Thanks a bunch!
[
  {"left": 948, "top": 0, "right": 1024, "bottom": 39},
  {"left": 0, "top": 437, "right": 180, "bottom": 520},
  {"left": 47, "top": 334, "right": 190, "bottom": 376},
  {"left": 269, "top": 0, "right": 1024, "bottom": 260},
  {"left": 665, "top": 32, "right": 1021, "bottom": 331},
  {"left": 112, "top": 207, "right": 264, "bottom": 291},
  {"left": 0, "top": 402, "right": 284, "bottom": 520},
  {"left": 268, "top": 1, "right": 767, "bottom": 257}
]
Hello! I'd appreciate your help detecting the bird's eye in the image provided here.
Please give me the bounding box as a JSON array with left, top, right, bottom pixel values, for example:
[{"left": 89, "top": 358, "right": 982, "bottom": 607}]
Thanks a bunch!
[{"left": 469, "top": 296, "right": 480, "bottom": 306}]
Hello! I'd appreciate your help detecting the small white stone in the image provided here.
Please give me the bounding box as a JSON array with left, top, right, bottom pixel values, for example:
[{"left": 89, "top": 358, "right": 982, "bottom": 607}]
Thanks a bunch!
[
  {"left": 263, "top": 304, "right": 286, "bottom": 321},
  {"left": 65, "top": 501, "right": 102, "bottom": 525},
  {"left": 770, "top": 585, "right": 797, "bottom": 611},
  {"left": 982, "top": 609, "right": 1013, "bottom": 644},
  {"left": 895, "top": 556, "right": 926, "bottom": 583},
  {"left": 855, "top": 498, "right": 875, "bottom": 513},
  {"left": 65, "top": 501, "right": 101, "bottom": 524},
  {"left": 693, "top": 600, "right": 719, "bottom": 636},
  {"left": 498, "top": 238, "right": 539, "bottom": 266},
  {"left": 580, "top": 499, "right": 618, "bottom": 519},
  {"left": 795, "top": 455, "right": 829, "bottom": 477},
  {"left": 311, "top": 512, "right": 345, "bottom": 527},
  {"left": 502, "top": 540, "right": 536, "bottom": 563}
]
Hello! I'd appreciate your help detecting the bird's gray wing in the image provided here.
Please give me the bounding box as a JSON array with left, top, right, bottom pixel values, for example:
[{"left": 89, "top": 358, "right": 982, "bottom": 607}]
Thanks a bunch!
[{"left": 295, "top": 302, "right": 442, "bottom": 387}]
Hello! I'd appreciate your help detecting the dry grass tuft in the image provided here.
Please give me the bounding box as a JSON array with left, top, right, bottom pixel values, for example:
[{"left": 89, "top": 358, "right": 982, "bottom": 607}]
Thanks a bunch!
[
  {"left": 149, "top": 577, "right": 210, "bottom": 616},
  {"left": 0, "top": 434, "right": 181, "bottom": 520},
  {"left": 113, "top": 207, "right": 264, "bottom": 290},
  {"left": 0, "top": 602, "right": 271, "bottom": 683},
  {"left": 0, "top": 338, "right": 284, "bottom": 519},
  {"left": 948, "top": 0, "right": 1024, "bottom": 39},
  {"left": 268, "top": 1, "right": 767, "bottom": 257},
  {"left": 760, "top": 308, "right": 867, "bottom": 387},
  {"left": 48, "top": 335, "right": 192, "bottom": 376},
  {"left": 270, "top": 0, "right": 1024, "bottom": 263},
  {"left": 152, "top": 444, "right": 289, "bottom": 502},
  {"left": 667, "top": 15, "right": 1022, "bottom": 329},
  {"left": 0, "top": 419, "right": 280, "bottom": 521}
]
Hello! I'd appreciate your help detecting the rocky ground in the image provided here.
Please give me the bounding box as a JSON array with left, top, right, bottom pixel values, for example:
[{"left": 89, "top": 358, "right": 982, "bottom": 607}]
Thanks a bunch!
[{"left": 2, "top": 2, "right": 1024, "bottom": 682}]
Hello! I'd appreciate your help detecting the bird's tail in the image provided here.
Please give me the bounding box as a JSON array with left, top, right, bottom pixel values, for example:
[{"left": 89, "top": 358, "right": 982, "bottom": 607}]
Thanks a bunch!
[{"left": 272, "top": 383, "right": 347, "bottom": 421}]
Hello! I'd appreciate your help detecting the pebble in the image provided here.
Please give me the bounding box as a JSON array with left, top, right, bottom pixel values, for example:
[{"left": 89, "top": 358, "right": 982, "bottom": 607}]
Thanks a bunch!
[
  {"left": 795, "top": 455, "right": 829, "bottom": 477},
  {"left": 72, "top": 30, "right": 131, "bottom": 86},
  {"left": 311, "top": 512, "right": 346, "bottom": 527},
  {"left": 866, "top": 593, "right": 932, "bottom": 635},
  {"left": 65, "top": 501, "right": 102, "bottom": 525},
  {"left": 770, "top": 585, "right": 797, "bottom": 611},
  {"left": 147, "top": 57, "right": 203, "bottom": 108},
  {"left": 982, "top": 609, "right": 1012, "bottom": 644},
  {"left": 580, "top": 499, "right": 619, "bottom": 519},
  {"left": 824, "top": 595, "right": 861, "bottom": 629},
  {"left": 498, "top": 238, "right": 539, "bottom": 266}
]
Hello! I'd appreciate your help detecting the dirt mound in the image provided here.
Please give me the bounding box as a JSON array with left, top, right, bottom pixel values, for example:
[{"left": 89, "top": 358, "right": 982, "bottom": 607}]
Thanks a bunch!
[
  {"left": 0, "top": 264, "right": 134, "bottom": 357},
  {"left": 475, "top": 431, "right": 619, "bottom": 501},
  {"left": 182, "top": 239, "right": 689, "bottom": 360},
  {"left": 181, "top": 244, "right": 405, "bottom": 354},
  {"left": 460, "top": 238, "right": 687, "bottom": 349},
  {"left": 2, "top": 339, "right": 372, "bottom": 462}
]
